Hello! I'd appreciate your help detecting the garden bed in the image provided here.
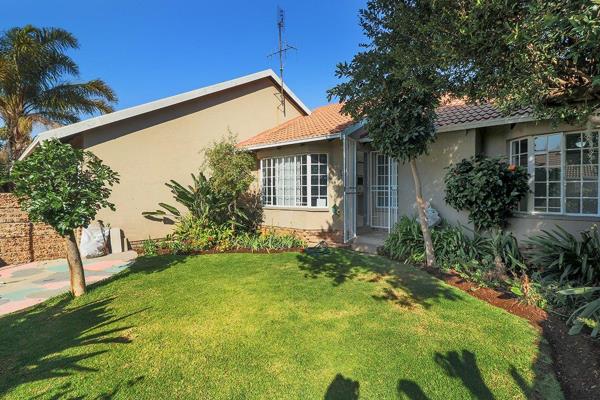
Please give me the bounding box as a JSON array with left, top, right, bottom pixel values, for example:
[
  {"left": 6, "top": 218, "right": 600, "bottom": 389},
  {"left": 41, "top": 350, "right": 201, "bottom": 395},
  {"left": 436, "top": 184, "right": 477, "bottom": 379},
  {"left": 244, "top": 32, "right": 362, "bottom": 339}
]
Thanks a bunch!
[
  {"left": 150, "top": 247, "right": 306, "bottom": 256},
  {"left": 420, "top": 264, "right": 600, "bottom": 400}
]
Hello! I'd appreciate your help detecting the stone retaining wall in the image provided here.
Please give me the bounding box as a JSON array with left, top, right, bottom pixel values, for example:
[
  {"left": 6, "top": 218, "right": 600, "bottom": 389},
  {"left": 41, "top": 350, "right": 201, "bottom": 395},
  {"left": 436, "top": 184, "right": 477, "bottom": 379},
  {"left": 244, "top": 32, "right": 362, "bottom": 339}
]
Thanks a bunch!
[{"left": 0, "top": 193, "right": 64, "bottom": 266}]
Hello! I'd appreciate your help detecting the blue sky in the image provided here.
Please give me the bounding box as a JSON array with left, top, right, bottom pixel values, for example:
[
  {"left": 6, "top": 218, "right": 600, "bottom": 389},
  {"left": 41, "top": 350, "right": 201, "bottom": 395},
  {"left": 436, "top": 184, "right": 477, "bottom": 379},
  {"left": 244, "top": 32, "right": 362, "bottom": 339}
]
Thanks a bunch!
[{"left": 0, "top": 0, "right": 367, "bottom": 112}]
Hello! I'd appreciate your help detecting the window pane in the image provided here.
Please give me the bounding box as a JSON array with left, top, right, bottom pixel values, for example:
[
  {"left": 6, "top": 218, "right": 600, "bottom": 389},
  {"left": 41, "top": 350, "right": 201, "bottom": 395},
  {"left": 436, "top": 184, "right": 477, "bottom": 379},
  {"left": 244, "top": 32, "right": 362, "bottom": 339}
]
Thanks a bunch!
[
  {"left": 520, "top": 139, "right": 528, "bottom": 154},
  {"left": 519, "top": 154, "right": 527, "bottom": 166},
  {"left": 566, "top": 133, "right": 581, "bottom": 149},
  {"left": 583, "top": 199, "right": 598, "bottom": 214},
  {"left": 549, "top": 198, "right": 561, "bottom": 208},
  {"left": 566, "top": 165, "right": 580, "bottom": 180},
  {"left": 582, "top": 150, "right": 598, "bottom": 165},
  {"left": 535, "top": 153, "right": 546, "bottom": 166},
  {"left": 534, "top": 198, "right": 547, "bottom": 211},
  {"left": 534, "top": 183, "right": 547, "bottom": 196},
  {"left": 566, "top": 150, "right": 581, "bottom": 165},
  {"left": 566, "top": 182, "right": 581, "bottom": 197},
  {"left": 548, "top": 182, "right": 560, "bottom": 197},
  {"left": 566, "top": 198, "right": 581, "bottom": 213},
  {"left": 548, "top": 168, "right": 561, "bottom": 181},
  {"left": 582, "top": 165, "right": 598, "bottom": 180},
  {"left": 582, "top": 182, "right": 598, "bottom": 197},
  {"left": 535, "top": 168, "right": 546, "bottom": 181},
  {"left": 547, "top": 135, "right": 561, "bottom": 151},
  {"left": 534, "top": 136, "right": 547, "bottom": 152},
  {"left": 548, "top": 152, "right": 561, "bottom": 166}
]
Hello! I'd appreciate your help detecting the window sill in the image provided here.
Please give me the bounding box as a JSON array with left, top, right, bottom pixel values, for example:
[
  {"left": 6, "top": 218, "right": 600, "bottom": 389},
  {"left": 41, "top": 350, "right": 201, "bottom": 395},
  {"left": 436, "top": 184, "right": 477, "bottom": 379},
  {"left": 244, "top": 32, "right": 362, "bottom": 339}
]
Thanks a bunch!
[
  {"left": 511, "top": 212, "right": 600, "bottom": 222},
  {"left": 263, "top": 206, "right": 330, "bottom": 212}
]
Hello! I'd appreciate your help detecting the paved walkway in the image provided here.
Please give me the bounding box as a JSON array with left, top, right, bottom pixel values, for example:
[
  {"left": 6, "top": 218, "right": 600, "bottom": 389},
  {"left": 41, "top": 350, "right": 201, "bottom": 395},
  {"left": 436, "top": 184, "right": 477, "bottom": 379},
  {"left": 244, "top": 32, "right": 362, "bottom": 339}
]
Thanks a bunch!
[{"left": 0, "top": 251, "right": 137, "bottom": 316}]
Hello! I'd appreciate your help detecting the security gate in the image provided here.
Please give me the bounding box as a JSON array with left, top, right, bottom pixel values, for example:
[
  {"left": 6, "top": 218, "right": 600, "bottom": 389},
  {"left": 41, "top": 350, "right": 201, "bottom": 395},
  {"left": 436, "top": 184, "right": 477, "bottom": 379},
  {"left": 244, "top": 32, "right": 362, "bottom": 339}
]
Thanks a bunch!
[
  {"left": 343, "top": 136, "right": 357, "bottom": 242},
  {"left": 369, "top": 152, "right": 398, "bottom": 231}
]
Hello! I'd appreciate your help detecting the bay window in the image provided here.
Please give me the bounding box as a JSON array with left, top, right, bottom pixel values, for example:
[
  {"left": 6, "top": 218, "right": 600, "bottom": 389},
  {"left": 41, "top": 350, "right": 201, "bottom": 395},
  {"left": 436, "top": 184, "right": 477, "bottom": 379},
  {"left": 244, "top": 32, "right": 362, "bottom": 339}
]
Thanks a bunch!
[
  {"left": 260, "top": 154, "right": 328, "bottom": 208},
  {"left": 509, "top": 131, "right": 599, "bottom": 216}
]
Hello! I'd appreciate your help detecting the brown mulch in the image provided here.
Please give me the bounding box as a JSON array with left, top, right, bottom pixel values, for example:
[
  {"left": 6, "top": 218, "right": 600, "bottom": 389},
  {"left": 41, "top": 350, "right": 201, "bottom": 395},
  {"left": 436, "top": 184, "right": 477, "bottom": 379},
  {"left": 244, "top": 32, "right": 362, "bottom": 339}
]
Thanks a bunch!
[{"left": 422, "top": 265, "right": 600, "bottom": 400}]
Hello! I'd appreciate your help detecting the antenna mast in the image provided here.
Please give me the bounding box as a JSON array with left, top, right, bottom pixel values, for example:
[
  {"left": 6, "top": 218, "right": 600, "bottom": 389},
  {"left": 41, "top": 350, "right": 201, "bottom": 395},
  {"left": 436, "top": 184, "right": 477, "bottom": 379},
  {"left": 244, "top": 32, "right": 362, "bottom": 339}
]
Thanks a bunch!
[{"left": 268, "top": 7, "right": 296, "bottom": 116}]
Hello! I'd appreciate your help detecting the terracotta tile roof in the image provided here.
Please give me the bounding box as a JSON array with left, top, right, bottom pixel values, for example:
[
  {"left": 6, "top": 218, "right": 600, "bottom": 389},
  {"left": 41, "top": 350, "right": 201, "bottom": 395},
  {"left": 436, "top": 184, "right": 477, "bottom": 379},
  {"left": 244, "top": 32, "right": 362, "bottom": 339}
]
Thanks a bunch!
[
  {"left": 237, "top": 103, "right": 355, "bottom": 148},
  {"left": 436, "top": 100, "right": 531, "bottom": 128},
  {"left": 239, "top": 101, "right": 533, "bottom": 148}
]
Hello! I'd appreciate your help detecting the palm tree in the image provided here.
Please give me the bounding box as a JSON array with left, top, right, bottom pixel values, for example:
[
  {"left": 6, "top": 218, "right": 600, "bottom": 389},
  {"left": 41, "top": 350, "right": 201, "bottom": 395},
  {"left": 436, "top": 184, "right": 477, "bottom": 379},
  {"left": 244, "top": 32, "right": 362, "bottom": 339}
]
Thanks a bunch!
[{"left": 0, "top": 25, "right": 116, "bottom": 162}]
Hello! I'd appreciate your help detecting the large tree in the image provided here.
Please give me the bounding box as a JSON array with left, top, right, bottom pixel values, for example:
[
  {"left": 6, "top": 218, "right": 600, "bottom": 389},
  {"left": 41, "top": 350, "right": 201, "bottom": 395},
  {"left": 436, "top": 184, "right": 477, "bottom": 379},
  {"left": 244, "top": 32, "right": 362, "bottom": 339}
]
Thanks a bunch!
[
  {"left": 328, "top": 1, "right": 452, "bottom": 267},
  {"left": 0, "top": 25, "right": 116, "bottom": 162},
  {"left": 432, "top": 0, "right": 600, "bottom": 125},
  {"left": 11, "top": 139, "right": 119, "bottom": 296}
]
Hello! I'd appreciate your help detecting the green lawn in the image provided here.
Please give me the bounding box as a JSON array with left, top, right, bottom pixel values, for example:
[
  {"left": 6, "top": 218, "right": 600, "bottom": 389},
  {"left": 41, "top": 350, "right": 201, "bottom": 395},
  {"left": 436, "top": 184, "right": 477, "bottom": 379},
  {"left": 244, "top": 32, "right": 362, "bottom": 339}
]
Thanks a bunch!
[{"left": 0, "top": 249, "right": 562, "bottom": 399}]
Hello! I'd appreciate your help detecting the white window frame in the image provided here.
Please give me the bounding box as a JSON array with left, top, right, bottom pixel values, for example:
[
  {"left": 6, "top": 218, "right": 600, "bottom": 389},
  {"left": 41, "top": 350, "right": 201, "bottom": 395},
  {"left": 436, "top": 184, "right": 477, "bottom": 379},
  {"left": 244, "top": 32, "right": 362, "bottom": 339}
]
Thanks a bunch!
[
  {"left": 259, "top": 153, "right": 329, "bottom": 209},
  {"left": 509, "top": 130, "right": 600, "bottom": 217}
]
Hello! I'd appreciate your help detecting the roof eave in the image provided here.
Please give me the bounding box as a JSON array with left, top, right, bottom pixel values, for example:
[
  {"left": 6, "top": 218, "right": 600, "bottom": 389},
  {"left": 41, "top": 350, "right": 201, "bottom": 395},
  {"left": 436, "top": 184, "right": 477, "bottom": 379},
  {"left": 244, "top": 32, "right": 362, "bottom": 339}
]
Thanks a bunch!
[
  {"left": 240, "top": 134, "right": 341, "bottom": 151},
  {"left": 435, "top": 114, "right": 537, "bottom": 133},
  {"left": 19, "top": 69, "right": 310, "bottom": 160}
]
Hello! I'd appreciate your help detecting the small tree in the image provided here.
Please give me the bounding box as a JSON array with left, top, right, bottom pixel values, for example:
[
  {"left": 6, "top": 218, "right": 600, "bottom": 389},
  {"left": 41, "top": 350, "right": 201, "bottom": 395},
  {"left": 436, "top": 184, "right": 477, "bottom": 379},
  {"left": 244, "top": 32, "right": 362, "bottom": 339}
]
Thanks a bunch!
[
  {"left": 11, "top": 139, "right": 119, "bottom": 296},
  {"left": 444, "top": 156, "right": 529, "bottom": 230},
  {"left": 328, "top": 1, "right": 449, "bottom": 267},
  {"left": 202, "top": 133, "right": 258, "bottom": 231}
]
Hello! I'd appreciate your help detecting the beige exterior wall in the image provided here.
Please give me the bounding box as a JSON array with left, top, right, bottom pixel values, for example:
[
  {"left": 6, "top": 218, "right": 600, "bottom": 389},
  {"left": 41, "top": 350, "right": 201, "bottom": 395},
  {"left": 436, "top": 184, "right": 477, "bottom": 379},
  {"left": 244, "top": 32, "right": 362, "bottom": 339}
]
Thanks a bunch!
[
  {"left": 393, "top": 120, "right": 597, "bottom": 241},
  {"left": 396, "top": 129, "right": 477, "bottom": 228},
  {"left": 254, "top": 140, "right": 344, "bottom": 235},
  {"left": 83, "top": 78, "right": 304, "bottom": 241}
]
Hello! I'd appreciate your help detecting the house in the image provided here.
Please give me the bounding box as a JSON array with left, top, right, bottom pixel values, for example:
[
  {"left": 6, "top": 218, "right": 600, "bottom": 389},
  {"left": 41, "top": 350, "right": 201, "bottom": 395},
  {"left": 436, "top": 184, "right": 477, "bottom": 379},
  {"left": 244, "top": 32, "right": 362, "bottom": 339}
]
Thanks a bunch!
[
  {"left": 238, "top": 99, "right": 598, "bottom": 244},
  {"left": 21, "top": 70, "right": 310, "bottom": 244},
  {"left": 23, "top": 70, "right": 598, "bottom": 246}
]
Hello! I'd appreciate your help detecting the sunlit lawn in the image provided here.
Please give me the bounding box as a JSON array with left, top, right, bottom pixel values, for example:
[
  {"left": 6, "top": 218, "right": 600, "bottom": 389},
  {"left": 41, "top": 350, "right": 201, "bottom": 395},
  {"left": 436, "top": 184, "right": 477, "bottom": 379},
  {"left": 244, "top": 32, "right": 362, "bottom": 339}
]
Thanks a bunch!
[{"left": 0, "top": 249, "right": 562, "bottom": 399}]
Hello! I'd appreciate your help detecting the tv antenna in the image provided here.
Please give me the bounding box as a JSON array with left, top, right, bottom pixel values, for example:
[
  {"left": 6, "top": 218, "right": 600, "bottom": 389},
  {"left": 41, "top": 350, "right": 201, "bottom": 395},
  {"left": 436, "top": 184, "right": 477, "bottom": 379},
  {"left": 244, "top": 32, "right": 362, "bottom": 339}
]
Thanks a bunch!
[{"left": 268, "top": 7, "right": 296, "bottom": 116}]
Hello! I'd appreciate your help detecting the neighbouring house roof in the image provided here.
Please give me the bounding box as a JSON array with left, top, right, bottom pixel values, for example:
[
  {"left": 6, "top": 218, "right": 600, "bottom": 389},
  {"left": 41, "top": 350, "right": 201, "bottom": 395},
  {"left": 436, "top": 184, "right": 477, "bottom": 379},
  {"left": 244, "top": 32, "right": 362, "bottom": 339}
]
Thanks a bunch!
[
  {"left": 237, "top": 103, "right": 357, "bottom": 150},
  {"left": 240, "top": 100, "right": 536, "bottom": 150},
  {"left": 19, "top": 69, "right": 310, "bottom": 160}
]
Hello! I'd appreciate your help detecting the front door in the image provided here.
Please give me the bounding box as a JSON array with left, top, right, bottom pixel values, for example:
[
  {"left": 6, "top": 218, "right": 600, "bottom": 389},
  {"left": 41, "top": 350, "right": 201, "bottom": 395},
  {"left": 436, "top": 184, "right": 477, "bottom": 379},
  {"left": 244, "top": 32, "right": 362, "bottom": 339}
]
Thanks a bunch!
[{"left": 343, "top": 136, "right": 357, "bottom": 242}]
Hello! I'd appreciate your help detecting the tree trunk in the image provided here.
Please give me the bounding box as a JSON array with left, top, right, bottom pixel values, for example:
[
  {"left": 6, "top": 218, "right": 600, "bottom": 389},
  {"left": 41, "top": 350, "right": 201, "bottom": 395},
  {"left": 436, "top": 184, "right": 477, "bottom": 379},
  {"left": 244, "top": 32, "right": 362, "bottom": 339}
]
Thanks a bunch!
[
  {"left": 409, "top": 159, "right": 436, "bottom": 267},
  {"left": 64, "top": 230, "right": 86, "bottom": 296}
]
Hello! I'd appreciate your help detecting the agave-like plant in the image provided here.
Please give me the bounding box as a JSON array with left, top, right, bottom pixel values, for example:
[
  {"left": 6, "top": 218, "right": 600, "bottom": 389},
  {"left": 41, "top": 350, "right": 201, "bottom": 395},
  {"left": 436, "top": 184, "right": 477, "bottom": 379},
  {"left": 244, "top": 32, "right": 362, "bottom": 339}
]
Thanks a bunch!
[
  {"left": 558, "top": 287, "right": 600, "bottom": 337},
  {"left": 526, "top": 225, "right": 600, "bottom": 287},
  {"left": 143, "top": 172, "right": 228, "bottom": 224}
]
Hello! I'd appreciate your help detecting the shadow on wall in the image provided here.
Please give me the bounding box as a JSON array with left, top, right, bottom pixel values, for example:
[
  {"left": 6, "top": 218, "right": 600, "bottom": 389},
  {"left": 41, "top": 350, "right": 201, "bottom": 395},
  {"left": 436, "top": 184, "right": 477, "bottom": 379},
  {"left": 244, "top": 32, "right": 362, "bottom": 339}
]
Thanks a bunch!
[{"left": 0, "top": 296, "right": 148, "bottom": 397}]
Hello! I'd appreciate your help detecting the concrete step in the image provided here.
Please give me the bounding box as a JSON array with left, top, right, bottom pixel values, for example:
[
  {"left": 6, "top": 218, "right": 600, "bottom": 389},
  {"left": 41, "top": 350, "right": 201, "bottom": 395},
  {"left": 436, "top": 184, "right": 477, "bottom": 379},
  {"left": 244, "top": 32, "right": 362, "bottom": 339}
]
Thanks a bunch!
[{"left": 351, "top": 232, "right": 387, "bottom": 254}]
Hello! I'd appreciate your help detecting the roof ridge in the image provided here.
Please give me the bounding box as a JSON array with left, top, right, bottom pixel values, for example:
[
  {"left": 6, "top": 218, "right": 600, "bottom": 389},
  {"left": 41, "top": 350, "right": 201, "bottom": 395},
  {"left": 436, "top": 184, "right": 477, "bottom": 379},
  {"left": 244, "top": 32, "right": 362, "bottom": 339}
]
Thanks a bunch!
[{"left": 20, "top": 69, "right": 310, "bottom": 159}]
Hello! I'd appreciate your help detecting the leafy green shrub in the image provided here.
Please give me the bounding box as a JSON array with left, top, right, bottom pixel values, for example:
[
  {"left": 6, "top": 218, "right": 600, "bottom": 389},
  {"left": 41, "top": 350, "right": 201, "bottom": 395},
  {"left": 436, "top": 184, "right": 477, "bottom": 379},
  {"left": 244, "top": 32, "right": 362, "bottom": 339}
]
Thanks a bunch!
[
  {"left": 141, "top": 238, "right": 159, "bottom": 256},
  {"left": 526, "top": 225, "right": 600, "bottom": 287},
  {"left": 444, "top": 156, "right": 529, "bottom": 230},
  {"left": 232, "top": 231, "right": 306, "bottom": 251},
  {"left": 382, "top": 217, "right": 525, "bottom": 283}
]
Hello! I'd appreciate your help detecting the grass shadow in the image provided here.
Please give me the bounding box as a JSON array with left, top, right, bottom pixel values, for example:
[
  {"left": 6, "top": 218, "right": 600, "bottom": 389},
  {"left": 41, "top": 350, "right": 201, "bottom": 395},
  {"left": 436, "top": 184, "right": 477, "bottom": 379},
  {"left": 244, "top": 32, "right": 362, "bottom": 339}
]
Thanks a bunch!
[
  {"left": 324, "top": 373, "right": 359, "bottom": 400},
  {"left": 397, "top": 380, "right": 431, "bottom": 400},
  {"left": 0, "top": 296, "right": 148, "bottom": 396},
  {"left": 434, "top": 350, "right": 495, "bottom": 400},
  {"left": 297, "top": 248, "right": 461, "bottom": 309}
]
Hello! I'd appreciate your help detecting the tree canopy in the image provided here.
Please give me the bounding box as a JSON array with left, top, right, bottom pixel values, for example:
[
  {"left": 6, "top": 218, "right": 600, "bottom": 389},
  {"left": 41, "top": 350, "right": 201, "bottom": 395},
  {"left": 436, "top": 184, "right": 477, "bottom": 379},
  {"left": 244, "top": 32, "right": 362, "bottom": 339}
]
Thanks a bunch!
[
  {"left": 329, "top": 1, "right": 600, "bottom": 147},
  {"left": 0, "top": 25, "right": 117, "bottom": 161},
  {"left": 11, "top": 139, "right": 119, "bottom": 236}
]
